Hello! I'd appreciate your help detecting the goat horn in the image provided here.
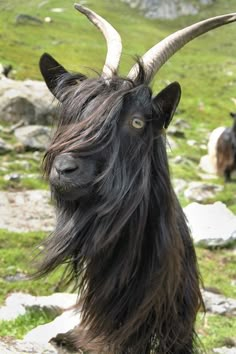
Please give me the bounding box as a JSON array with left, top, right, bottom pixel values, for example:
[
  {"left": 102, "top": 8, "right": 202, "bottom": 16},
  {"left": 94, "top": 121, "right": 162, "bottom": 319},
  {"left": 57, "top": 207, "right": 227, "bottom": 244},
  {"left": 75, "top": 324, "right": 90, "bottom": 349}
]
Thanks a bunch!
[
  {"left": 127, "top": 13, "right": 236, "bottom": 83},
  {"left": 74, "top": 3, "right": 122, "bottom": 78}
]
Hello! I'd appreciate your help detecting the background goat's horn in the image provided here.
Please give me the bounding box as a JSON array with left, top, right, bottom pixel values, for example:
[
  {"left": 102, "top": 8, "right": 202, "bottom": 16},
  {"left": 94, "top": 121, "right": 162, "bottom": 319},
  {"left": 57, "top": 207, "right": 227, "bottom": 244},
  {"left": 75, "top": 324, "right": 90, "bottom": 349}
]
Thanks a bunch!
[
  {"left": 128, "top": 13, "right": 236, "bottom": 83},
  {"left": 74, "top": 3, "right": 122, "bottom": 78}
]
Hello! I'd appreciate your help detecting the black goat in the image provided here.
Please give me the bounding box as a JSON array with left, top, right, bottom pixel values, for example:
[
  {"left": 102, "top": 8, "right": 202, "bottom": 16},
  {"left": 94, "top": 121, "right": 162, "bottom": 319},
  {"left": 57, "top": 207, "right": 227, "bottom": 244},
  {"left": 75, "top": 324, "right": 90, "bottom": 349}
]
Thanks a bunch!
[
  {"left": 37, "top": 4, "right": 236, "bottom": 353},
  {"left": 207, "top": 112, "right": 236, "bottom": 182},
  {"left": 216, "top": 112, "right": 236, "bottom": 181}
]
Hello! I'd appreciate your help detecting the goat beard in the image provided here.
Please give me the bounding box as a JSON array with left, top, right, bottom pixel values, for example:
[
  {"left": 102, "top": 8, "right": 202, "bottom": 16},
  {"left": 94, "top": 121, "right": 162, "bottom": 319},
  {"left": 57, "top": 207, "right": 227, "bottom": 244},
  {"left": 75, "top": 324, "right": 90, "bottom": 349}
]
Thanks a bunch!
[
  {"left": 38, "top": 141, "right": 203, "bottom": 353},
  {"left": 38, "top": 186, "right": 202, "bottom": 353}
]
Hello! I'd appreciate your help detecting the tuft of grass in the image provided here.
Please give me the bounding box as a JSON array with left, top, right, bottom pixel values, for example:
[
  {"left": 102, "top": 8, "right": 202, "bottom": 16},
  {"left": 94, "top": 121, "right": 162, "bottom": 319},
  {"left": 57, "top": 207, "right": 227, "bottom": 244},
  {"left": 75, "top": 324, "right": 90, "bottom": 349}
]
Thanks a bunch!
[{"left": 0, "top": 308, "right": 56, "bottom": 338}]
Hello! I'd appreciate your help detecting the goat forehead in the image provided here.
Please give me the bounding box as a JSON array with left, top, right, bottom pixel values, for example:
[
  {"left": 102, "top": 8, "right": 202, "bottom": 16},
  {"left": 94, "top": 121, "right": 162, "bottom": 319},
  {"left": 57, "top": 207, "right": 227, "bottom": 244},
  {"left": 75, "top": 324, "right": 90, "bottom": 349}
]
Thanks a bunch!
[{"left": 123, "top": 85, "right": 153, "bottom": 113}]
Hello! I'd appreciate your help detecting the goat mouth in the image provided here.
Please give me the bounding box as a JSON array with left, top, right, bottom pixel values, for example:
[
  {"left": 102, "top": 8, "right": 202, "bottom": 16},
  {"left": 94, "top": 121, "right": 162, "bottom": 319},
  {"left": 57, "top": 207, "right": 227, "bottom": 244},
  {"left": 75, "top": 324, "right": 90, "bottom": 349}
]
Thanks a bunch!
[{"left": 50, "top": 181, "right": 92, "bottom": 201}]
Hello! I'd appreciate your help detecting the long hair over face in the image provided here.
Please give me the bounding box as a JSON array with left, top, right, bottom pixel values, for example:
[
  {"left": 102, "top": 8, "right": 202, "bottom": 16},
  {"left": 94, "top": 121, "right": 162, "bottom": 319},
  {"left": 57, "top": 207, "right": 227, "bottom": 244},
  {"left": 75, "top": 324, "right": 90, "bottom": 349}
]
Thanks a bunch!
[{"left": 37, "top": 63, "right": 203, "bottom": 353}]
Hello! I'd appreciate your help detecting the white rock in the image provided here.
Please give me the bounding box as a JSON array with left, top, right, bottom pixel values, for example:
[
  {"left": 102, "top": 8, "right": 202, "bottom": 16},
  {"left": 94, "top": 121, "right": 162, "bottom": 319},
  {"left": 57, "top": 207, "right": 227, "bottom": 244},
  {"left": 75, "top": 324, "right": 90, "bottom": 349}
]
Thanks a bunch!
[
  {"left": 0, "top": 303, "right": 26, "bottom": 321},
  {"left": 24, "top": 309, "right": 81, "bottom": 344},
  {"left": 184, "top": 202, "right": 236, "bottom": 246}
]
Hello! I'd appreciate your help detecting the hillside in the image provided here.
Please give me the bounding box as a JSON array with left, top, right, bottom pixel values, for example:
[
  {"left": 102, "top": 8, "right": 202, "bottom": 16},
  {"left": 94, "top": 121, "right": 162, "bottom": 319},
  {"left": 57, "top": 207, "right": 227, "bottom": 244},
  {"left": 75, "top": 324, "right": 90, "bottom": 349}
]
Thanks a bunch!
[{"left": 1, "top": 0, "right": 236, "bottom": 207}]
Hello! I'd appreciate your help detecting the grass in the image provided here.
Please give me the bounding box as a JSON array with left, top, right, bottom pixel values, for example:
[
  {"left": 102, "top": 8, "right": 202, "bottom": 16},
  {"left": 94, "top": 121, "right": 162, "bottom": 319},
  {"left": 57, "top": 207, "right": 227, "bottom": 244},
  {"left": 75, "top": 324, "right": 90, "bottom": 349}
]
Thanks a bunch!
[
  {"left": 0, "top": 308, "right": 56, "bottom": 339},
  {"left": 0, "top": 0, "right": 236, "bottom": 352},
  {"left": 0, "top": 229, "right": 66, "bottom": 305}
]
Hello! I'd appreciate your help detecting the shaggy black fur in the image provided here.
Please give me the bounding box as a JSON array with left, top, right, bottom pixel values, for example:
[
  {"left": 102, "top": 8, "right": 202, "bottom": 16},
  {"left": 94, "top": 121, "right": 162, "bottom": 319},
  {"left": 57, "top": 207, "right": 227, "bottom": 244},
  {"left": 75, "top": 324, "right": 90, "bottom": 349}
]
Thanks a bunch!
[{"left": 37, "top": 54, "right": 204, "bottom": 353}]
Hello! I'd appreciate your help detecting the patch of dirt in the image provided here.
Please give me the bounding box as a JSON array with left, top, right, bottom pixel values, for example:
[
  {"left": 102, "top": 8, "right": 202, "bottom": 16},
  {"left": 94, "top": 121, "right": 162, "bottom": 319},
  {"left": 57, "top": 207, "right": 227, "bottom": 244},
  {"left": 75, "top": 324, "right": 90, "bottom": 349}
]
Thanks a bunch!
[{"left": 0, "top": 190, "right": 55, "bottom": 232}]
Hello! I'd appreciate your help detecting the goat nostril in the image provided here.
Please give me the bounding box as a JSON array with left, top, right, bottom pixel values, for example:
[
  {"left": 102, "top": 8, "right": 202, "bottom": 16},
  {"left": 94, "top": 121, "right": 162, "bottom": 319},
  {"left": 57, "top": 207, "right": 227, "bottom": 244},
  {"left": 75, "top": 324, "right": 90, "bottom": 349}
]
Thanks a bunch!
[{"left": 54, "top": 157, "right": 78, "bottom": 175}]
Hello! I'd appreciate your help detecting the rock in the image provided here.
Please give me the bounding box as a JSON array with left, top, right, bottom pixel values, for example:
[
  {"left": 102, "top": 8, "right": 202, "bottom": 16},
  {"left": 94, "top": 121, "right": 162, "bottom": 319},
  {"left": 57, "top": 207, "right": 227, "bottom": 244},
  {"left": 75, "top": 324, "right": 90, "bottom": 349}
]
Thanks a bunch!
[
  {"left": 167, "top": 126, "right": 185, "bottom": 138},
  {"left": 24, "top": 309, "right": 81, "bottom": 345},
  {"left": 15, "top": 14, "right": 43, "bottom": 25},
  {"left": 4, "top": 173, "right": 21, "bottom": 182},
  {"left": 202, "top": 290, "right": 236, "bottom": 316},
  {"left": 1, "top": 96, "right": 36, "bottom": 124},
  {"left": 0, "top": 292, "right": 78, "bottom": 321},
  {"left": 173, "top": 118, "right": 190, "bottom": 130},
  {"left": 213, "top": 347, "right": 236, "bottom": 354},
  {"left": 0, "top": 78, "right": 56, "bottom": 125},
  {"left": 184, "top": 181, "right": 223, "bottom": 202},
  {"left": 184, "top": 202, "right": 236, "bottom": 247},
  {"left": 0, "top": 190, "right": 54, "bottom": 232},
  {"left": 121, "top": 0, "right": 214, "bottom": 19},
  {"left": 14, "top": 125, "right": 51, "bottom": 150},
  {"left": 0, "top": 339, "right": 58, "bottom": 354},
  {"left": 0, "top": 137, "right": 12, "bottom": 154}
]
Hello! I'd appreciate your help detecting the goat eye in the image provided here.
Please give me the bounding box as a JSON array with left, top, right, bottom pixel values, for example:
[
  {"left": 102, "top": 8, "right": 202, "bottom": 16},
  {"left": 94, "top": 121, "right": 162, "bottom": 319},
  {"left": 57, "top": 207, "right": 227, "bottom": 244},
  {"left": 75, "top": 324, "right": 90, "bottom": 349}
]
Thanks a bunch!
[{"left": 131, "top": 118, "right": 145, "bottom": 129}]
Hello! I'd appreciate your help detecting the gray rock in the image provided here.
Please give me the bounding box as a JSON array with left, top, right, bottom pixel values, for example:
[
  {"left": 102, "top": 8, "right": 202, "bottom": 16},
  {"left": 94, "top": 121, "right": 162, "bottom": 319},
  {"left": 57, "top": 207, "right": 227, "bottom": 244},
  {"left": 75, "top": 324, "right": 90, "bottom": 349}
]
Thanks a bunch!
[
  {"left": 184, "top": 181, "right": 223, "bottom": 202},
  {"left": 167, "top": 126, "right": 185, "bottom": 138},
  {"left": 0, "top": 137, "right": 12, "bottom": 154},
  {"left": 0, "top": 78, "right": 56, "bottom": 125},
  {"left": 14, "top": 125, "right": 51, "bottom": 150},
  {"left": 173, "top": 118, "right": 190, "bottom": 130},
  {"left": 15, "top": 14, "right": 43, "bottom": 25},
  {"left": 202, "top": 290, "right": 236, "bottom": 316},
  {"left": 121, "top": 0, "right": 214, "bottom": 19},
  {"left": 4, "top": 173, "right": 21, "bottom": 182},
  {"left": 0, "top": 190, "right": 54, "bottom": 232},
  {"left": 184, "top": 202, "right": 236, "bottom": 247},
  {"left": 0, "top": 339, "right": 58, "bottom": 354}
]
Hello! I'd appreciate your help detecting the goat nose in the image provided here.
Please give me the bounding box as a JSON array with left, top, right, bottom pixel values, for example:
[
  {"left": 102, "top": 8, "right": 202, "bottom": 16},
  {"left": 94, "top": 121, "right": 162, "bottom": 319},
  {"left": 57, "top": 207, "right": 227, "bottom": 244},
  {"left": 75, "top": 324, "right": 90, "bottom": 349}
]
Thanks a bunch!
[{"left": 54, "top": 155, "right": 78, "bottom": 175}]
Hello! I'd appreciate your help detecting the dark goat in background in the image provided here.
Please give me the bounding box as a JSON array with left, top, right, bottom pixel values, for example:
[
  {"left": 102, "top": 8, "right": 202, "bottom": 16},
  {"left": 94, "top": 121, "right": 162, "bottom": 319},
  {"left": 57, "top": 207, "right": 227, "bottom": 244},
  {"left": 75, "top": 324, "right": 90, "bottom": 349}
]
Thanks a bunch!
[
  {"left": 216, "top": 112, "right": 236, "bottom": 181},
  {"left": 37, "top": 4, "right": 236, "bottom": 353},
  {"left": 207, "top": 112, "right": 236, "bottom": 182}
]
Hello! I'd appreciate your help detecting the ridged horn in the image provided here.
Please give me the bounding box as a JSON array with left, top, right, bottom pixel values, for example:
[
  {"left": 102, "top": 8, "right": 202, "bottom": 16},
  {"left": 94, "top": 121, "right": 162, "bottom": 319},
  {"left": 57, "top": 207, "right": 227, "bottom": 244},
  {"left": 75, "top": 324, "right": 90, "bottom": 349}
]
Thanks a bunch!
[
  {"left": 127, "top": 13, "right": 236, "bottom": 83},
  {"left": 74, "top": 3, "right": 122, "bottom": 78}
]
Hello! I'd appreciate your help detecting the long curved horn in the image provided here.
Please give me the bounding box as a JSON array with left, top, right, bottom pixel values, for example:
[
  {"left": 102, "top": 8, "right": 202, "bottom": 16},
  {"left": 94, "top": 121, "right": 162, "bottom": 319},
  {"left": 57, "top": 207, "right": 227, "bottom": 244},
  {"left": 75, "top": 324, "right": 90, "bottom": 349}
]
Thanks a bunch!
[
  {"left": 128, "top": 13, "right": 236, "bottom": 83},
  {"left": 74, "top": 3, "right": 122, "bottom": 79}
]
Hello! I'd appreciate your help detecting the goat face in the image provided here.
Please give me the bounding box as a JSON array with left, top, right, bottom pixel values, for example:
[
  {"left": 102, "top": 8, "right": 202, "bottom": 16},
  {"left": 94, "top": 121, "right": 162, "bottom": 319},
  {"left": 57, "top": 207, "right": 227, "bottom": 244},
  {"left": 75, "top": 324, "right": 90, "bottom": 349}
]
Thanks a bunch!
[{"left": 40, "top": 55, "right": 181, "bottom": 203}]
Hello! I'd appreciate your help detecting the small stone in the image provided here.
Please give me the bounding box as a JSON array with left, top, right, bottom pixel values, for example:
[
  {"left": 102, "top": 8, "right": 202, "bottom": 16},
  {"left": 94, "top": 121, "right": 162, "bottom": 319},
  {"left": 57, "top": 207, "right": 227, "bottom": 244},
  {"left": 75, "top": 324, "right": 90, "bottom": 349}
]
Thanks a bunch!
[
  {"left": 4, "top": 173, "right": 21, "bottom": 182},
  {"left": 184, "top": 181, "right": 223, "bottom": 203}
]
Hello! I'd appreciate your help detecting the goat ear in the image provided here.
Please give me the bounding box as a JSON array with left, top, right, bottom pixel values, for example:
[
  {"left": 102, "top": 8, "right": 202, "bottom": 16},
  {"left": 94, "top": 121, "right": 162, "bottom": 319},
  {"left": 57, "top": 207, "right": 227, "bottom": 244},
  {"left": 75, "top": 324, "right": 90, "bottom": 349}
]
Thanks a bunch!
[
  {"left": 230, "top": 112, "right": 236, "bottom": 119},
  {"left": 39, "top": 53, "right": 69, "bottom": 98},
  {"left": 39, "top": 53, "right": 86, "bottom": 100},
  {"left": 152, "top": 82, "right": 181, "bottom": 129}
]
